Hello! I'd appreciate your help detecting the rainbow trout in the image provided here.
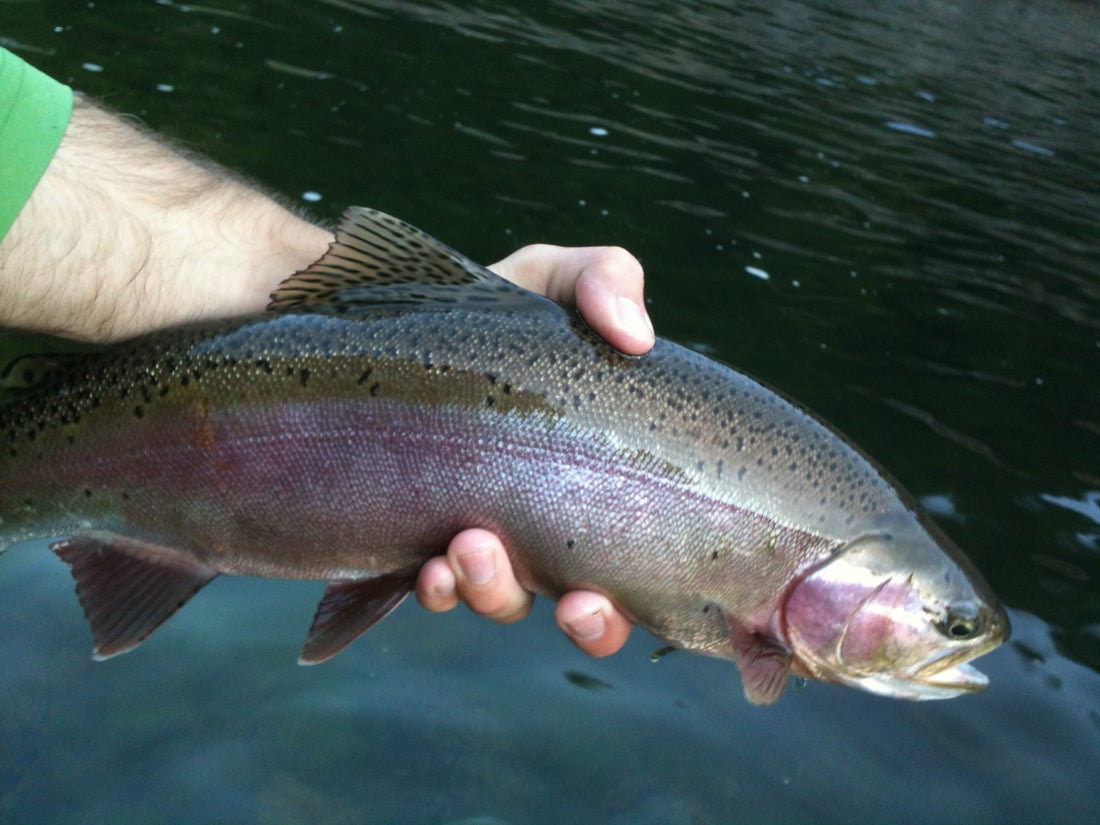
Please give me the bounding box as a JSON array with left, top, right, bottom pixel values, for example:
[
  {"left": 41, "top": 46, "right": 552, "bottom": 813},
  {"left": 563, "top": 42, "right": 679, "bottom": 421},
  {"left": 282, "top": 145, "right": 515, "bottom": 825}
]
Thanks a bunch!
[{"left": 0, "top": 208, "right": 1007, "bottom": 704}]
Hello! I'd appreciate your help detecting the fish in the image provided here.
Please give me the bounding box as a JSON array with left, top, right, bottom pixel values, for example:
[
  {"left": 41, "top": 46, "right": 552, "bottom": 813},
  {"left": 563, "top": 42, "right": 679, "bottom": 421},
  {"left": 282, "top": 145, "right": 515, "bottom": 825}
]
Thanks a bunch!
[{"left": 0, "top": 207, "right": 1008, "bottom": 704}]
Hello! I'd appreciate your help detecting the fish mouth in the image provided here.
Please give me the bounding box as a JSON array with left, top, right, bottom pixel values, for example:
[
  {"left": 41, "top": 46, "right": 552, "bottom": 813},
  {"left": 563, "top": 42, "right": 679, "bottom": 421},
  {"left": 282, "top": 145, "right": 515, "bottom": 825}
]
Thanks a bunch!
[
  {"left": 908, "top": 659, "right": 989, "bottom": 698},
  {"left": 844, "top": 651, "right": 991, "bottom": 701}
]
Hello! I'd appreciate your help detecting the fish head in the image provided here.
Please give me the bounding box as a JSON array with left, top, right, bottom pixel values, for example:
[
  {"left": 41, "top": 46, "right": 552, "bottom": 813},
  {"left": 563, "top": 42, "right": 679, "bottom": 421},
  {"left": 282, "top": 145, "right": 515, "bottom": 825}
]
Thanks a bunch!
[{"left": 781, "top": 513, "right": 1009, "bottom": 699}]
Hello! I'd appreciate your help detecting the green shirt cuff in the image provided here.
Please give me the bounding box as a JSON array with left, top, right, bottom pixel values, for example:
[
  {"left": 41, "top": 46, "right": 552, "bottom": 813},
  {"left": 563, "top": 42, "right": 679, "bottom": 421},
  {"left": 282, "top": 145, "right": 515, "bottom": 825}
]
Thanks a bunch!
[{"left": 0, "top": 47, "right": 74, "bottom": 243}]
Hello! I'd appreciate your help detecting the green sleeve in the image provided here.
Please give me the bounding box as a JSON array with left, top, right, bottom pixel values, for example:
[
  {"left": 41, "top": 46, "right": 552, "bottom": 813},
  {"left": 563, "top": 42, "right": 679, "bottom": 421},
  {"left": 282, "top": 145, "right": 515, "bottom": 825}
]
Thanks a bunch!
[{"left": 0, "top": 47, "right": 74, "bottom": 242}]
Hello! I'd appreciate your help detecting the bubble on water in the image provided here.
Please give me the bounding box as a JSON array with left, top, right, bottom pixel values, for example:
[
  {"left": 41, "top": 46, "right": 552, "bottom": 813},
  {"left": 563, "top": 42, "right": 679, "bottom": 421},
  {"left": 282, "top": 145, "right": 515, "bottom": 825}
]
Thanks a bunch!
[
  {"left": 1040, "top": 491, "right": 1100, "bottom": 527},
  {"left": 589, "top": 126, "right": 609, "bottom": 137},
  {"left": 886, "top": 121, "right": 937, "bottom": 139},
  {"left": 920, "top": 494, "right": 958, "bottom": 518},
  {"left": 745, "top": 266, "right": 770, "bottom": 281},
  {"left": 1012, "top": 139, "right": 1055, "bottom": 157},
  {"left": 301, "top": 191, "right": 322, "bottom": 203},
  {"left": 82, "top": 62, "right": 103, "bottom": 73}
]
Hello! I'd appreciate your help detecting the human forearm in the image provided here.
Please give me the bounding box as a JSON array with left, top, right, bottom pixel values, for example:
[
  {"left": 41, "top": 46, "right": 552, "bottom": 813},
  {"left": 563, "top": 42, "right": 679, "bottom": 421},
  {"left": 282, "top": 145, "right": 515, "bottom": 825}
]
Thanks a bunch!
[{"left": 0, "top": 96, "right": 329, "bottom": 341}]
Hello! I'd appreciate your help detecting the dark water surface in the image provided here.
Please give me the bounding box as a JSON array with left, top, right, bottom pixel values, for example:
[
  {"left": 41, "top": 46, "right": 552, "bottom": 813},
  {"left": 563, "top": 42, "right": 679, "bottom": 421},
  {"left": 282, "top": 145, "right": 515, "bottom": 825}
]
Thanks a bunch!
[{"left": 2, "top": 1, "right": 1098, "bottom": 823}]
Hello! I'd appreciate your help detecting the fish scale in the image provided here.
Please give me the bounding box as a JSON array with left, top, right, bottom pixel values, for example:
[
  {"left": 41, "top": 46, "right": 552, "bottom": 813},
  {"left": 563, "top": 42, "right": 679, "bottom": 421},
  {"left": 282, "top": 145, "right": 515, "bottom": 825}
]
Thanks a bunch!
[{"left": 0, "top": 206, "right": 1007, "bottom": 704}]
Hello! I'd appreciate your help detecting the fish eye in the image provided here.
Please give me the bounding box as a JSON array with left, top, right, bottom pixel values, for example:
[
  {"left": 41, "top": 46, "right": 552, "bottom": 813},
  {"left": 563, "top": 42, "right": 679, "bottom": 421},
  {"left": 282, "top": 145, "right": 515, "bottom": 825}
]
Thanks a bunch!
[{"left": 937, "top": 608, "right": 984, "bottom": 640}]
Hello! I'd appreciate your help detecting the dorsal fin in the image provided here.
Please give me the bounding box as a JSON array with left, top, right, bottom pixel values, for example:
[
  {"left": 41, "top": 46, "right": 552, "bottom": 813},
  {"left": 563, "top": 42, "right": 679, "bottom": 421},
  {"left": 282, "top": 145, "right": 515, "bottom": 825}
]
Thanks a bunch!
[
  {"left": 0, "top": 352, "right": 95, "bottom": 391},
  {"left": 0, "top": 333, "right": 100, "bottom": 392},
  {"left": 268, "top": 206, "right": 532, "bottom": 311}
]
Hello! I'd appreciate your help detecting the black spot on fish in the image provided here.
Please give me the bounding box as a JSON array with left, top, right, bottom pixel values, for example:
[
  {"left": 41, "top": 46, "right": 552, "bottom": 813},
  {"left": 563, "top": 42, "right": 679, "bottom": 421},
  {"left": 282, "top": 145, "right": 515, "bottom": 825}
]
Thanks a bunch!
[
  {"left": 566, "top": 539, "right": 576, "bottom": 550},
  {"left": 738, "top": 466, "right": 747, "bottom": 481},
  {"left": 83, "top": 488, "right": 93, "bottom": 498},
  {"left": 369, "top": 382, "right": 381, "bottom": 397},
  {"left": 357, "top": 368, "right": 373, "bottom": 385},
  {"left": 711, "top": 550, "right": 719, "bottom": 561},
  {"left": 134, "top": 406, "right": 144, "bottom": 419},
  {"left": 299, "top": 368, "right": 311, "bottom": 388}
]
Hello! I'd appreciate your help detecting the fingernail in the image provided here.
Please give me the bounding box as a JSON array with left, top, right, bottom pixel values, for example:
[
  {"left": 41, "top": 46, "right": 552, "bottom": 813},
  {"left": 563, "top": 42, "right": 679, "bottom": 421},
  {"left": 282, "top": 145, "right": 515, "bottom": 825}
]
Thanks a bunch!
[
  {"left": 429, "top": 580, "right": 455, "bottom": 601},
  {"left": 615, "top": 296, "right": 654, "bottom": 340},
  {"left": 566, "top": 609, "right": 606, "bottom": 641},
  {"left": 459, "top": 549, "right": 495, "bottom": 585}
]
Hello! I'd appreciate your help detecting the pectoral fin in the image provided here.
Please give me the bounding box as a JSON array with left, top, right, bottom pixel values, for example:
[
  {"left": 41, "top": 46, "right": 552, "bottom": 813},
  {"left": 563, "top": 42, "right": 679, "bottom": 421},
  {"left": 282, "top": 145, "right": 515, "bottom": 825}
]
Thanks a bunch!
[
  {"left": 729, "top": 621, "right": 793, "bottom": 705},
  {"left": 298, "top": 573, "right": 416, "bottom": 665},
  {"left": 51, "top": 531, "right": 218, "bottom": 659}
]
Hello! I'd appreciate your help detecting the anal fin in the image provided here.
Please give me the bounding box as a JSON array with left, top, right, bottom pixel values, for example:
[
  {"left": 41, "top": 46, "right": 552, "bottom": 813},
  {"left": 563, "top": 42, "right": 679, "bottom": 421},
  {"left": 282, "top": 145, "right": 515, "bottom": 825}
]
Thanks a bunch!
[
  {"left": 51, "top": 531, "right": 218, "bottom": 659},
  {"left": 298, "top": 573, "right": 415, "bottom": 665}
]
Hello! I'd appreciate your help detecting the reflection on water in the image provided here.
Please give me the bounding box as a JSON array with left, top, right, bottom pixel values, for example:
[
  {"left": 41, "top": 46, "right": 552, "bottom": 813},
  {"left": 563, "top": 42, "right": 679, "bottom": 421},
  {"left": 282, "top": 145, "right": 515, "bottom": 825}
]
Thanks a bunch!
[{"left": 2, "top": 0, "right": 1098, "bottom": 822}]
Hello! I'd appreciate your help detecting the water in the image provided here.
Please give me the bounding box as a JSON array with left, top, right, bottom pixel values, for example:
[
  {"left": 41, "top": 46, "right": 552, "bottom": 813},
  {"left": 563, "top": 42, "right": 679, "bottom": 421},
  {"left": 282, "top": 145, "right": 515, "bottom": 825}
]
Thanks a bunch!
[{"left": 2, "top": 1, "right": 1098, "bottom": 822}]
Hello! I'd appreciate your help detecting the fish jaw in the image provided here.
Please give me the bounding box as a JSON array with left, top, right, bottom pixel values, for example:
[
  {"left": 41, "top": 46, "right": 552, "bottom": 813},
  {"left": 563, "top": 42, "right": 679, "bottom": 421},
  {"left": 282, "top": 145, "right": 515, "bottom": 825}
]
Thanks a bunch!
[{"left": 780, "top": 523, "right": 1009, "bottom": 700}]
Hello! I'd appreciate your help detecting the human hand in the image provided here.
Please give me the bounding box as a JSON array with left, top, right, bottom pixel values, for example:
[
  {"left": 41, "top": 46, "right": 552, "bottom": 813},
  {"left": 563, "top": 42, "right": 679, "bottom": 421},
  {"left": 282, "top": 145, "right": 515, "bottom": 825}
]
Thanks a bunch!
[
  {"left": 488, "top": 243, "right": 653, "bottom": 356},
  {"left": 417, "top": 243, "right": 652, "bottom": 657},
  {"left": 0, "top": 86, "right": 650, "bottom": 655}
]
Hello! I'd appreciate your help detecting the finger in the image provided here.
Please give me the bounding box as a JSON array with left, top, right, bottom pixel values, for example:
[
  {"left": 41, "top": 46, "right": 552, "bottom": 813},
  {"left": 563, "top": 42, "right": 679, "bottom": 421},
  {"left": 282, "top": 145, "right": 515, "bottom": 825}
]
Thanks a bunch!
[
  {"left": 572, "top": 247, "right": 653, "bottom": 356},
  {"left": 489, "top": 244, "right": 653, "bottom": 356},
  {"left": 554, "top": 591, "right": 633, "bottom": 657},
  {"left": 415, "top": 556, "right": 461, "bottom": 613},
  {"left": 447, "top": 528, "right": 533, "bottom": 624}
]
